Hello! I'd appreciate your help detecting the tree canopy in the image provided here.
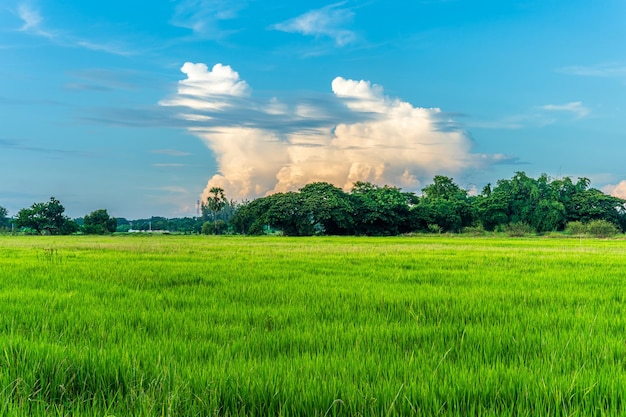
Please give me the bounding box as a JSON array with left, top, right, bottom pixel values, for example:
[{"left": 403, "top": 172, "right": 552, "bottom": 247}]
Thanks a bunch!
[
  {"left": 14, "top": 197, "right": 78, "bottom": 235},
  {"left": 229, "top": 173, "right": 626, "bottom": 236},
  {"left": 82, "top": 209, "right": 117, "bottom": 235},
  {"left": 0, "top": 206, "right": 9, "bottom": 229},
  {"left": 6, "top": 172, "right": 625, "bottom": 237}
]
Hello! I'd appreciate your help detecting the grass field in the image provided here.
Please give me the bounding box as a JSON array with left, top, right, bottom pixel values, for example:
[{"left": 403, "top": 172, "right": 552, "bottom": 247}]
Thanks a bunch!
[{"left": 1, "top": 235, "right": 626, "bottom": 416}]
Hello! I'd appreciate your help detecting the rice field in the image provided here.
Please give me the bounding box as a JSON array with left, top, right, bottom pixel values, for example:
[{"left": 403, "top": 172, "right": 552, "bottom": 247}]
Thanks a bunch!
[{"left": 1, "top": 235, "right": 626, "bottom": 416}]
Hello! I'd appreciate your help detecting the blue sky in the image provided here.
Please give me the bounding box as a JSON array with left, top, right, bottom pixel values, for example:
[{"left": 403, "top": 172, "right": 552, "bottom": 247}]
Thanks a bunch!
[{"left": 2, "top": 0, "right": 626, "bottom": 219}]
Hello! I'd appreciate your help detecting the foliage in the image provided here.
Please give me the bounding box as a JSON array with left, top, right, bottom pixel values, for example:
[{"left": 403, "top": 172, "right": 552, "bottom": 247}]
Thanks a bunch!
[
  {"left": 2, "top": 235, "right": 626, "bottom": 415},
  {"left": 502, "top": 222, "right": 535, "bottom": 237},
  {"left": 565, "top": 221, "right": 587, "bottom": 236},
  {"left": 202, "top": 187, "right": 227, "bottom": 235},
  {"left": 13, "top": 197, "right": 78, "bottom": 235},
  {"left": 0, "top": 205, "right": 9, "bottom": 229},
  {"left": 350, "top": 181, "right": 415, "bottom": 235},
  {"left": 474, "top": 172, "right": 625, "bottom": 234},
  {"left": 415, "top": 176, "right": 474, "bottom": 233},
  {"left": 201, "top": 220, "right": 227, "bottom": 235},
  {"left": 225, "top": 173, "right": 625, "bottom": 237},
  {"left": 299, "top": 182, "right": 355, "bottom": 235},
  {"left": 82, "top": 209, "right": 117, "bottom": 235},
  {"left": 586, "top": 219, "right": 619, "bottom": 238}
]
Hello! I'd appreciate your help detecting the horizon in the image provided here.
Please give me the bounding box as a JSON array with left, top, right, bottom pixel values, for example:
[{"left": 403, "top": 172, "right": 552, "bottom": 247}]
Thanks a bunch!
[{"left": 2, "top": 0, "right": 626, "bottom": 219}]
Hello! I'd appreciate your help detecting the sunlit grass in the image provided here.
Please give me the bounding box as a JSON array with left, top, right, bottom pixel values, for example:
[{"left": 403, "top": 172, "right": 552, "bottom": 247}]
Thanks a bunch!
[{"left": 1, "top": 235, "right": 626, "bottom": 415}]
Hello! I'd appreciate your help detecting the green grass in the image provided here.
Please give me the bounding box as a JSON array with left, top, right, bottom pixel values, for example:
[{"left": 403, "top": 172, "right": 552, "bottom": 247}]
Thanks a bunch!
[{"left": 1, "top": 235, "right": 626, "bottom": 416}]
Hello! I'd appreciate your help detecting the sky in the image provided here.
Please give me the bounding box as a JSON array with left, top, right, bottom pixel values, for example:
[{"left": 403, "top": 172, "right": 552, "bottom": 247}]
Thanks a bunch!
[{"left": 1, "top": 0, "right": 626, "bottom": 219}]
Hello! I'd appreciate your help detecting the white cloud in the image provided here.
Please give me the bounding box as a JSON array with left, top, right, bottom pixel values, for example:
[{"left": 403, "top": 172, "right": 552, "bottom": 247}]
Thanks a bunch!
[
  {"left": 541, "top": 101, "right": 590, "bottom": 118},
  {"left": 272, "top": 3, "right": 357, "bottom": 46},
  {"left": 17, "top": 3, "right": 53, "bottom": 37},
  {"left": 472, "top": 102, "right": 589, "bottom": 130},
  {"left": 171, "top": 0, "right": 247, "bottom": 38},
  {"left": 14, "top": 2, "right": 133, "bottom": 55},
  {"left": 603, "top": 180, "right": 626, "bottom": 199},
  {"left": 159, "top": 63, "right": 250, "bottom": 110},
  {"left": 160, "top": 62, "right": 507, "bottom": 202},
  {"left": 559, "top": 64, "right": 626, "bottom": 79}
]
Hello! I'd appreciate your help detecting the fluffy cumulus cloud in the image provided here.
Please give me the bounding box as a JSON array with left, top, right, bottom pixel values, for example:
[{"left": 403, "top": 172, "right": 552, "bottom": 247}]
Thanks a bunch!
[
  {"left": 160, "top": 62, "right": 504, "bottom": 202},
  {"left": 603, "top": 180, "right": 626, "bottom": 199}
]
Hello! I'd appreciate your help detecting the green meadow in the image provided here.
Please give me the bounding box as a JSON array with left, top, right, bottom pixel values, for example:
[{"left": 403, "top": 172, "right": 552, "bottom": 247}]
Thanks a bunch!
[{"left": 1, "top": 235, "right": 626, "bottom": 416}]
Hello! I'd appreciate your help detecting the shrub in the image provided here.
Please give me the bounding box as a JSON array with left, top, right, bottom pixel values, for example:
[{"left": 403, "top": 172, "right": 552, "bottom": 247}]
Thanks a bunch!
[
  {"left": 462, "top": 225, "right": 486, "bottom": 236},
  {"left": 565, "top": 221, "right": 587, "bottom": 236},
  {"left": 587, "top": 220, "right": 619, "bottom": 238},
  {"left": 427, "top": 224, "right": 443, "bottom": 234},
  {"left": 503, "top": 222, "right": 535, "bottom": 237}
]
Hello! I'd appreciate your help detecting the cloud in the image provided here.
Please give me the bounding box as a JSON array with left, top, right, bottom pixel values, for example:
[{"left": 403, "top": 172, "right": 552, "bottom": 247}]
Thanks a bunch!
[
  {"left": 272, "top": 3, "right": 357, "bottom": 46},
  {"left": 540, "top": 101, "right": 590, "bottom": 118},
  {"left": 17, "top": 3, "right": 53, "bottom": 37},
  {"left": 558, "top": 64, "right": 626, "bottom": 80},
  {"left": 65, "top": 68, "right": 143, "bottom": 92},
  {"left": 603, "top": 181, "right": 626, "bottom": 200},
  {"left": 471, "top": 102, "right": 589, "bottom": 130},
  {"left": 151, "top": 149, "right": 192, "bottom": 156},
  {"left": 14, "top": 2, "right": 134, "bottom": 55},
  {"left": 0, "top": 138, "right": 93, "bottom": 157},
  {"left": 160, "top": 63, "right": 509, "bottom": 202},
  {"left": 171, "top": 0, "right": 247, "bottom": 39},
  {"left": 159, "top": 63, "right": 250, "bottom": 111}
]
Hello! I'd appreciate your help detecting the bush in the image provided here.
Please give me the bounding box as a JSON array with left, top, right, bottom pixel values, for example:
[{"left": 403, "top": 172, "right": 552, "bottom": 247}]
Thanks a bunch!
[
  {"left": 587, "top": 220, "right": 619, "bottom": 238},
  {"left": 462, "top": 225, "right": 486, "bottom": 236},
  {"left": 565, "top": 221, "right": 587, "bottom": 236},
  {"left": 427, "top": 224, "right": 442, "bottom": 234},
  {"left": 503, "top": 222, "right": 535, "bottom": 237}
]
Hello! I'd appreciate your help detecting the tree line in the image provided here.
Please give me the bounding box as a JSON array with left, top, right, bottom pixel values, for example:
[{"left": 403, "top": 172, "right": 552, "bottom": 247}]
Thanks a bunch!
[
  {"left": 1, "top": 172, "right": 625, "bottom": 236},
  {"left": 230, "top": 172, "right": 626, "bottom": 236}
]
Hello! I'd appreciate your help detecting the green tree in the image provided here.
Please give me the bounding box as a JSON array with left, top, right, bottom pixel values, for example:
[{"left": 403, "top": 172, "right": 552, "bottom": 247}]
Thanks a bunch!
[
  {"left": 14, "top": 197, "right": 77, "bottom": 235},
  {"left": 82, "top": 209, "right": 117, "bottom": 235},
  {"left": 351, "top": 182, "right": 414, "bottom": 235},
  {"left": 203, "top": 187, "right": 227, "bottom": 235},
  {"left": 231, "top": 198, "right": 272, "bottom": 235},
  {"left": 299, "top": 182, "right": 355, "bottom": 235},
  {"left": 0, "top": 206, "right": 9, "bottom": 229},
  {"left": 416, "top": 176, "right": 473, "bottom": 233},
  {"left": 265, "top": 192, "right": 313, "bottom": 236}
]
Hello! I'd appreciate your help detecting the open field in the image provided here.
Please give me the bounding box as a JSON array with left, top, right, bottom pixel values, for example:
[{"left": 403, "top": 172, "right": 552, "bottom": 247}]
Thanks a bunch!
[{"left": 1, "top": 235, "right": 626, "bottom": 416}]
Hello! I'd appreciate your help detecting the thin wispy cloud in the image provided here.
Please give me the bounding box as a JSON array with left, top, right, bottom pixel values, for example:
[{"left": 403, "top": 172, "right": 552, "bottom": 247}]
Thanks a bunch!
[
  {"left": 0, "top": 138, "right": 92, "bottom": 157},
  {"left": 170, "top": 0, "right": 248, "bottom": 39},
  {"left": 65, "top": 69, "right": 144, "bottom": 92},
  {"left": 17, "top": 3, "right": 53, "bottom": 38},
  {"left": 541, "top": 101, "right": 590, "bottom": 118},
  {"left": 159, "top": 62, "right": 509, "bottom": 202},
  {"left": 152, "top": 163, "right": 185, "bottom": 168},
  {"left": 272, "top": 3, "right": 357, "bottom": 47},
  {"left": 558, "top": 63, "right": 626, "bottom": 79},
  {"left": 14, "top": 2, "right": 134, "bottom": 56},
  {"left": 471, "top": 101, "right": 590, "bottom": 130},
  {"left": 151, "top": 149, "right": 193, "bottom": 157}
]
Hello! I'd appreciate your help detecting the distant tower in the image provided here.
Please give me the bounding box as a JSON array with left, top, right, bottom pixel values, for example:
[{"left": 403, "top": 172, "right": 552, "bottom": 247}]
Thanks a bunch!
[{"left": 196, "top": 200, "right": 201, "bottom": 216}]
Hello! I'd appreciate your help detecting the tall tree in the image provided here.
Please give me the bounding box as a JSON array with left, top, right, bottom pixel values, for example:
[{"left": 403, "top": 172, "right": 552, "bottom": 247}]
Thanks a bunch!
[
  {"left": 82, "top": 209, "right": 117, "bottom": 234},
  {"left": 299, "top": 182, "right": 355, "bottom": 235},
  {"left": 203, "top": 187, "right": 227, "bottom": 235},
  {"left": 351, "top": 182, "right": 414, "bottom": 235},
  {"left": 0, "top": 206, "right": 8, "bottom": 229},
  {"left": 14, "top": 197, "right": 78, "bottom": 235},
  {"left": 418, "top": 176, "right": 473, "bottom": 232}
]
